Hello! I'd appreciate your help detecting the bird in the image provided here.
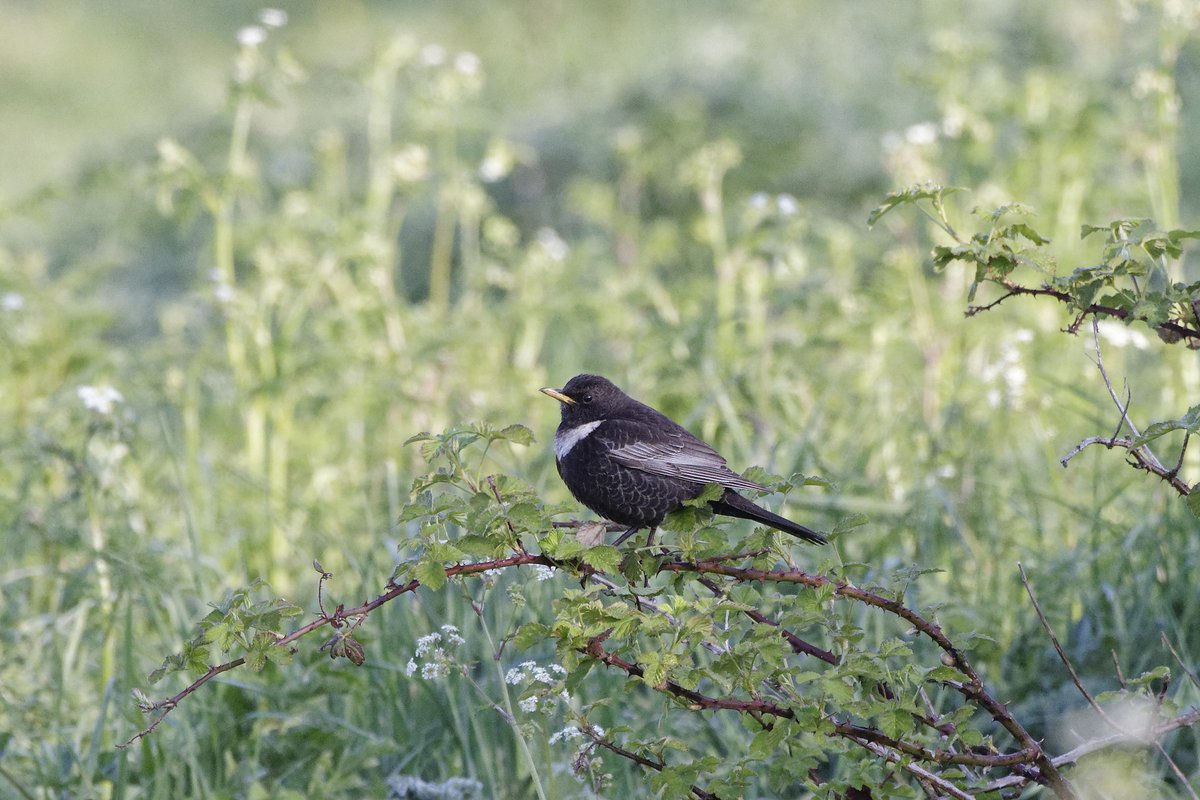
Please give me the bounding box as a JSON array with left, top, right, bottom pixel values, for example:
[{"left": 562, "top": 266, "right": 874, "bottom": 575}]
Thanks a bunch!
[{"left": 539, "top": 374, "right": 826, "bottom": 546}]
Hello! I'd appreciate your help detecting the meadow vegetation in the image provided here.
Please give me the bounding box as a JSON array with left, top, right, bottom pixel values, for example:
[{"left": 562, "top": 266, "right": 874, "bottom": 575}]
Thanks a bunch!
[{"left": 2, "top": 2, "right": 1200, "bottom": 797}]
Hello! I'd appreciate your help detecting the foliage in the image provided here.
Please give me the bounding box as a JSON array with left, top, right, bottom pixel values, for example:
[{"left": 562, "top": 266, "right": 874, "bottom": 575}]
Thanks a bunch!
[{"left": 3, "top": 2, "right": 1200, "bottom": 799}]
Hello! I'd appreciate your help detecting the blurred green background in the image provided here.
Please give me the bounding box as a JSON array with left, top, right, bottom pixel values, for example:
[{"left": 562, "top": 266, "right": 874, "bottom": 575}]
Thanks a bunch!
[{"left": 2, "top": 1, "right": 1199, "bottom": 797}]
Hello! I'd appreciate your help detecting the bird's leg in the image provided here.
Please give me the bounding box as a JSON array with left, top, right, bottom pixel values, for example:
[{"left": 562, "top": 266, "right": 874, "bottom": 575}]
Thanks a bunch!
[
  {"left": 612, "top": 526, "right": 641, "bottom": 546},
  {"left": 645, "top": 527, "right": 656, "bottom": 547}
]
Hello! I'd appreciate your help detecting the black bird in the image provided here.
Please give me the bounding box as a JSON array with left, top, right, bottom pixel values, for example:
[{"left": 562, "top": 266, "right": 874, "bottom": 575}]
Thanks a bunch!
[{"left": 540, "top": 374, "right": 826, "bottom": 546}]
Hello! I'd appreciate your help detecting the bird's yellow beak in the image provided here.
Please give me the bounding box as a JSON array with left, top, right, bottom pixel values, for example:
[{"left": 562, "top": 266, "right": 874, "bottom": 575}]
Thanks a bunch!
[{"left": 539, "top": 387, "right": 576, "bottom": 405}]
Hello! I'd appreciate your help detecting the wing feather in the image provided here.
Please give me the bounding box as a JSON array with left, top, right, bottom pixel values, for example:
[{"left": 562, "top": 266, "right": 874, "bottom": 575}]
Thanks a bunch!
[{"left": 601, "top": 422, "right": 768, "bottom": 492}]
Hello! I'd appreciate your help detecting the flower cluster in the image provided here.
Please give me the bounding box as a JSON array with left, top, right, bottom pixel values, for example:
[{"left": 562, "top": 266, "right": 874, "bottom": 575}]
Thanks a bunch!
[
  {"left": 405, "top": 624, "right": 465, "bottom": 680},
  {"left": 505, "top": 660, "right": 568, "bottom": 715}
]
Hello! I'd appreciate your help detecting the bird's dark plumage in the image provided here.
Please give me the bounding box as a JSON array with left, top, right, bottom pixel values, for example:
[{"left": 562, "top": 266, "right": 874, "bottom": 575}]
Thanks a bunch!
[{"left": 540, "top": 374, "right": 826, "bottom": 545}]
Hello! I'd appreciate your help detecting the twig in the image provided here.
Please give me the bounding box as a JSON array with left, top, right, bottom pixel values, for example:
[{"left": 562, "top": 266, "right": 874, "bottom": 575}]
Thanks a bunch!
[
  {"left": 659, "top": 559, "right": 1077, "bottom": 797},
  {"left": 981, "top": 706, "right": 1200, "bottom": 792},
  {"left": 843, "top": 734, "right": 977, "bottom": 800},
  {"left": 1021, "top": 566, "right": 1200, "bottom": 800},
  {"left": 1162, "top": 632, "right": 1200, "bottom": 692},
  {"left": 1018, "top": 563, "right": 1103, "bottom": 715}
]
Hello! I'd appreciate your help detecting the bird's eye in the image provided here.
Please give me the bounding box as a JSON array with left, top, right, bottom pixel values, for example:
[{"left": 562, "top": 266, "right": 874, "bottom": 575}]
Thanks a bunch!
[{"left": 582, "top": 393, "right": 594, "bottom": 404}]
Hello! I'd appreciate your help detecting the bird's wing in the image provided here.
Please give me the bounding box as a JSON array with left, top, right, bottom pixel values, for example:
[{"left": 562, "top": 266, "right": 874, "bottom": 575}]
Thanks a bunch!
[{"left": 600, "top": 420, "right": 769, "bottom": 492}]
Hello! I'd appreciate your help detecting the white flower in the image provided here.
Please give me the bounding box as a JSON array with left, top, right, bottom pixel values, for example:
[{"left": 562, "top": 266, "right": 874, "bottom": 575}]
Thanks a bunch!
[
  {"left": 421, "top": 662, "right": 448, "bottom": 680},
  {"left": 454, "top": 51, "right": 481, "bottom": 76},
  {"left": 504, "top": 667, "right": 524, "bottom": 685},
  {"left": 776, "top": 193, "right": 799, "bottom": 216},
  {"left": 213, "top": 282, "right": 236, "bottom": 304},
  {"left": 534, "top": 564, "right": 556, "bottom": 582},
  {"left": 78, "top": 385, "right": 124, "bottom": 415},
  {"left": 441, "top": 624, "right": 465, "bottom": 646},
  {"left": 392, "top": 144, "right": 430, "bottom": 183},
  {"left": 904, "top": 122, "right": 939, "bottom": 145},
  {"left": 237, "top": 26, "right": 267, "bottom": 47},
  {"left": 258, "top": 8, "right": 288, "bottom": 28},
  {"left": 535, "top": 228, "right": 568, "bottom": 262},
  {"left": 550, "top": 725, "right": 583, "bottom": 744},
  {"left": 1, "top": 292, "right": 24, "bottom": 311},
  {"left": 405, "top": 659, "right": 418, "bottom": 677},
  {"left": 518, "top": 696, "right": 539, "bottom": 713},
  {"left": 415, "top": 632, "right": 442, "bottom": 657},
  {"left": 419, "top": 44, "right": 446, "bottom": 67},
  {"left": 1096, "top": 320, "right": 1149, "bottom": 349}
]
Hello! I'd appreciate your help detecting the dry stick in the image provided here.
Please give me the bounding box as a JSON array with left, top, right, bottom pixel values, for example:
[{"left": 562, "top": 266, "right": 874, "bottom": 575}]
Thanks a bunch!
[
  {"left": 120, "top": 553, "right": 550, "bottom": 747},
  {"left": 1060, "top": 320, "right": 1191, "bottom": 496},
  {"left": 981, "top": 707, "right": 1200, "bottom": 793},
  {"left": 580, "top": 727, "right": 722, "bottom": 800},
  {"left": 843, "top": 734, "right": 977, "bottom": 800},
  {"left": 1020, "top": 565, "right": 1200, "bottom": 800},
  {"left": 963, "top": 281, "right": 1200, "bottom": 342},
  {"left": 583, "top": 634, "right": 1039, "bottom": 770},
  {"left": 1161, "top": 633, "right": 1200, "bottom": 692},
  {"left": 1018, "top": 563, "right": 1103, "bottom": 715},
  {"left": 662, "top": 559, "right": 1076, "bottom": 798}
]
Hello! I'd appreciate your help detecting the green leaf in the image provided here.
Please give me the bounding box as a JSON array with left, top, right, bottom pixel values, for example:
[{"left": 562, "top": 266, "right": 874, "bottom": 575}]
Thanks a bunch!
[
  {"left": 1129, "top": 405, "right": 1200, "bottom": 447},
  {"left": 1186, "top": 486, "right": 1200, "bottom": 518},
  {"left": 512, "top": 622, "right": 550, "bottom": 650},
  {"left": 867, "top": 183, "right": 963, "bottom": 227},
  {"left": 583, "top": 545, "right": 622, "bottom": 574},
  {"left": 749, "top": 723, "right": 789, "bottom": 759},
  {"left": 415, "top": 558, "right": 448, "bottom": 591},
  {"left": 497, "top": 423, "right": 535, "bottom": 446}
]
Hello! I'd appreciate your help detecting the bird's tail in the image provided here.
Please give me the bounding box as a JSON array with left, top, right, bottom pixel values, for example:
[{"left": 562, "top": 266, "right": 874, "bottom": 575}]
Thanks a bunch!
[{"left": 711, "top": 490, "right": 827, "bottom": 545}]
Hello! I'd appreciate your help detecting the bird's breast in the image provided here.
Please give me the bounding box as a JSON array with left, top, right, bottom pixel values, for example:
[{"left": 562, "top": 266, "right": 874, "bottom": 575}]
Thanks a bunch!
[{"left": 554, "top": 420, "right": 604, "bottom": 461}]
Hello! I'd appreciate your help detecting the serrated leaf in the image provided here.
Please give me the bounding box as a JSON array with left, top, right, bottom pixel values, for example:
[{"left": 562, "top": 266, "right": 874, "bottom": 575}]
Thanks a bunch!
[
  {"left": 415, "top": 558, "right": 448, "bottom": 591},
  {"left": 583, "top": 545, "right": 623, "bottom": 574},
  {"left": 512, "top": 622, "right": 550, "bottom": 650},
  {"left": 1130, "top": 405, "right": 1200, "bottom": 447},
  {"left": 867, "top": 184, "right": 964, "bottom": 227},
  {"left": 1187, "top": 486, "right": 1200, "bottom": 518},
  {"left": 749, "top": 723, "right": 789, "bottom": 759},
  {"left": 497, "top": 423, "right": 535, "bottom": 446}
]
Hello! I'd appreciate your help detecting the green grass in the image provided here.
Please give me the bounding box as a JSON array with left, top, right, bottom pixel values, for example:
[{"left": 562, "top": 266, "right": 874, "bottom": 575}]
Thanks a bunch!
[{"left": 2, "top": 1, "right": 1200, "bottom": 797}]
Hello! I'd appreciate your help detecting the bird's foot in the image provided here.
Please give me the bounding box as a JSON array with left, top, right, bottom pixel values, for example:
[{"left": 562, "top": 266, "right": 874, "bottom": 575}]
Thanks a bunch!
[{"left": 613, "top": 526, "right": 640, "bottom": 546}]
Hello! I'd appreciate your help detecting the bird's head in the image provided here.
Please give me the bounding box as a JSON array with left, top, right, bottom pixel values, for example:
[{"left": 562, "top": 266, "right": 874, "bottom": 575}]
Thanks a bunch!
[{"left": 539, "top": 374, "right": 631, "bottom": 425}]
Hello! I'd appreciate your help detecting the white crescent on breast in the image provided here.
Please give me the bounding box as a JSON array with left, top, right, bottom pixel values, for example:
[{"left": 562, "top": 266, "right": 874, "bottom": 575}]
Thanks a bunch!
[{"left": 554, "top": 420, "right": 604, "bottom": 460}]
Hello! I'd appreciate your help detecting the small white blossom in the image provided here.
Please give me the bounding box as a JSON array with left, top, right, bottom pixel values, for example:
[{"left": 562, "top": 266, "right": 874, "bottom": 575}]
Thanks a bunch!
[
  {"left": 421, "top": 661, "right": 448, "bottom": 680},
  {"left": 454, "top": 51, "right": 481, "bottom": 76},
  {"left": 749, "top": 192, "right": 770, "bottom": 210},
  {"left": 415, "top": 632, "right": 442, "bottom": 657},
  {"left": 78, "top": 385, "right": 124, "bottom": 415},
  {"left": 904, "top": 122, "right": 939, "bottom": 145},
  {"left": 534, "top": 564, "right": 556, "bottom": 582},
  {"left": 1, "top": 292, "right": 24, "bottom": 311},
  {"left": 406, "top": 659, "right": 418, "bottom": 677},
  {"left": 550, "top": 664, "right": 567, "bottom": 675},
  {"left": 531, "top": 666, "right": 554, "bottom": 684},
  {"left": 237, "top": 26, "right": 267, "bottom": 47},
  {"left": 391, "top": 144, "right": 430, "bottom": 183},
  {"left": 518, "top": 696, "right": 539, "bottom": 713},
  {"left": 505, "top": 668, "right": 524, "bottom": 685},
  {"left": 535, "top": 228, "right": 568, "bottom": 262},
  {"left": 776, "top": 193, "right": 799, "bottom": 216},
  {"left": 1097, "top": 320, "right": 1149, "bottom": 349},
  {"left": 258, "top": 8, "right": 288, "bottom": 28},
  {"left": 213, "top": 283, "right": 236, "bottom": 304},
  {"left": 550, "top": 725, "right": 583, "bottom": 744},
  {"left": 419, "top": 44, "right": 446, "bottom": 66}
]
